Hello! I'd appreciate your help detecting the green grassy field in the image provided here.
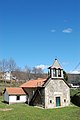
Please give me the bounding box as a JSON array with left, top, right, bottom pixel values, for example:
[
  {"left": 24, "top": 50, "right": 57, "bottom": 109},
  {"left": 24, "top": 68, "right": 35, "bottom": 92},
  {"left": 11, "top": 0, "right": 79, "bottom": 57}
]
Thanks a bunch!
[
  {"left": 0, "top": 81, "right": 80, "bottom": 120},
  {"left": 70, "top": 88, "right": 80, "bottom": 96},
  {"left": 0, "top": 97, "right": 80, "bottom": 120}
]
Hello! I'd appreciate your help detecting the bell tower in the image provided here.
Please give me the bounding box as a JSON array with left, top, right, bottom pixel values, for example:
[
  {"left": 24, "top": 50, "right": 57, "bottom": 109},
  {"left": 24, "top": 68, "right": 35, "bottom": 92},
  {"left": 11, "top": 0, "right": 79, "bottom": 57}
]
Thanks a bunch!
[{"left": 48, "top": 59, "right": 63, "bottom": 79}]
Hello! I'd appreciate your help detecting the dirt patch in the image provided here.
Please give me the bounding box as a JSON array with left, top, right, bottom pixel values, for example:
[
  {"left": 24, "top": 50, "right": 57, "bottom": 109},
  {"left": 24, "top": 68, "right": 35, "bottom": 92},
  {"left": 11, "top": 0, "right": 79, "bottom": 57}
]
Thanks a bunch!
[{"left": 0, "top": 108, "right": 13, "bottom": 111}]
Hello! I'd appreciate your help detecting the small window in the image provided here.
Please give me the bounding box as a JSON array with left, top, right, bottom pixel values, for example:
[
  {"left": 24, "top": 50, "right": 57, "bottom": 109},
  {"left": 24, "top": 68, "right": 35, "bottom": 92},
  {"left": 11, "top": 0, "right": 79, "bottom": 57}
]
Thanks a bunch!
[
  {"left": 50, "top": 100, "right": 52, "bottom": 103},
  {"left": 64, "top": 99, "right": 66, "bottom": 103},
  {"left": 16, "top": 96, "right": 20, "bottom": 100}
]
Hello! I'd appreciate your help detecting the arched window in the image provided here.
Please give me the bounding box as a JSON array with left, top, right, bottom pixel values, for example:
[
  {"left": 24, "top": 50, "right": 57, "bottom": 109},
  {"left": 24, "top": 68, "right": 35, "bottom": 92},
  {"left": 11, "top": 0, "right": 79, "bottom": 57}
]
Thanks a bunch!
[
  {"left": 53, "top": 68, "right": 57, "bottom": 77},
  {"left": 58, "top": 68, "right": 61, "bottom": 77}
]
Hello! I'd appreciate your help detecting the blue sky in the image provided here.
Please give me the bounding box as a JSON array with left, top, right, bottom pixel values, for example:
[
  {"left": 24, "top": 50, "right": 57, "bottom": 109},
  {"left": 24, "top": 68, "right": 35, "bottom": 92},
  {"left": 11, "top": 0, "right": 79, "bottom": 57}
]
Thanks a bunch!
[{"left": 0, "top": 0, "right": 80, "bottom": 72}]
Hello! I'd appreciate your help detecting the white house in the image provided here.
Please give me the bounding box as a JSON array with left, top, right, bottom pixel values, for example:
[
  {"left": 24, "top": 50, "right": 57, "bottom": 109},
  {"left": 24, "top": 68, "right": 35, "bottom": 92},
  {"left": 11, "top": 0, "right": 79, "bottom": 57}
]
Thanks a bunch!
[
  {"left": 3, "top": 71, "right": 11, "bottom": 80},
  {"left": 3, "top": 71, "right": 16, "bottom": 81},
  {"left": 3, "top": 87, "right": 27, "bottom": 104}
]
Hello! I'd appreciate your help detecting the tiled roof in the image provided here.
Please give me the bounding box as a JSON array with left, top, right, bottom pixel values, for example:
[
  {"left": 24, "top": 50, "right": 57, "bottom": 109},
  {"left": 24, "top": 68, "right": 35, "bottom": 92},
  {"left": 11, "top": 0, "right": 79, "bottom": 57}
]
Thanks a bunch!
[
  {"left": 20, "top": 78, "right": 47, "bottom": 88},
  {"left": 5, "top": 87, "right": 26, "bottom": 95}
]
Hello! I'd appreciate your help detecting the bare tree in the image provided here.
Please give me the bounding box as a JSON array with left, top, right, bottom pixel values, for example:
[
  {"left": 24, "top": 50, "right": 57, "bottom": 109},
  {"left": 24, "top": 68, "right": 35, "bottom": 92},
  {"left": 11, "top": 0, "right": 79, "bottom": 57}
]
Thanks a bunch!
[
  {"left": 32, "top": 67, "right": 43, "bottom": 79},
  {"left": 24, "top": 65, "right": 32, "bottom": 81},
  {"left": 0, "top": 59, "right": 8, "bottom": 72},
  {"left": 7, "top": 58, "right": 19, "bottom": 86},
  {"left": 7, "top": 58, "right": 17, "bottom": 72},
  {"left": 0, "top": 58, "right": 17, "bottom": 72},
  {"left": 0, "top": 59, "right": 8, "bottom": 86}
]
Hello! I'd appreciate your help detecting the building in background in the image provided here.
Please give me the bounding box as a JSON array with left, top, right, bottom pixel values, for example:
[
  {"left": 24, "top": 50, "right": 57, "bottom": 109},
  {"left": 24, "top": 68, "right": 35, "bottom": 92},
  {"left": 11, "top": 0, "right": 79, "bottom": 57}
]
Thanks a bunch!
[{"left": 3, "top": 71, "right": 17, "bottom": 81}]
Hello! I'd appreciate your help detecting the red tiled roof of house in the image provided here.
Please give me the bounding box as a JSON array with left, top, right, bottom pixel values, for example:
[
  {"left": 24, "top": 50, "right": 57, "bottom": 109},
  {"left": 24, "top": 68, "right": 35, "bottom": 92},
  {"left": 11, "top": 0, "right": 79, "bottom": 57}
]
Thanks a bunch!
[
  {"left": 5, "top": 87, "right": 26, "bottom": 95},
  {"left": 20, "top": 78, "right": 47, "bottom": 88}
]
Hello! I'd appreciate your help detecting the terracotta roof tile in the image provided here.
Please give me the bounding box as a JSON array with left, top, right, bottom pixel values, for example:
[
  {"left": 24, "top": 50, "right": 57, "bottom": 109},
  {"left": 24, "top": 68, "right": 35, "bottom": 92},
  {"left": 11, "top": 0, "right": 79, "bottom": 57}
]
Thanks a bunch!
[
  {"left": 5, "top": 87, "right": 26, "bottom": 95},
  {"left": 20, "top": 78, "right": 47, "bottom": 88}
]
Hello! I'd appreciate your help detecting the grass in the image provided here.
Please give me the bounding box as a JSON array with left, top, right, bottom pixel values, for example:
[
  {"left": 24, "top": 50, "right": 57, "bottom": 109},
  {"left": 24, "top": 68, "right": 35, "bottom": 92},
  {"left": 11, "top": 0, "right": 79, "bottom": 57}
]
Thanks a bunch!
[
  {"left": 70, "top": 88, "right": 80, "bottom": 97},
  {"left": 0, "top": 81, "right": 80, "bottom": 120},
  {"left": 0, "top": 97, "right": 80, "bottom": 120}
]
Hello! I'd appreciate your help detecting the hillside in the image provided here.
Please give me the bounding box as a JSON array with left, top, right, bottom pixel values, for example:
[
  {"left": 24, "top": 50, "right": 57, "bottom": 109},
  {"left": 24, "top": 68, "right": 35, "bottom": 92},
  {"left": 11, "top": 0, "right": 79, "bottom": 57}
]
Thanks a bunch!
[
  {"left": 67, "top": 73, "right": 80, "bottom": 84},
  {"left": 1, "top": 71, "right": 80, "bottom": 85}
]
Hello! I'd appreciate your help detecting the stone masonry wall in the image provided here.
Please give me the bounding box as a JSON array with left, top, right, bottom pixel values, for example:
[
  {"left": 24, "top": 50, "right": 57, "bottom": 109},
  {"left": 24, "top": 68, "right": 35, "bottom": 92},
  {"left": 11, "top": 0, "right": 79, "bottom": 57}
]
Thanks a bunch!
[{"left": 45, "top": 79, "right": 70, "bottom": 108}]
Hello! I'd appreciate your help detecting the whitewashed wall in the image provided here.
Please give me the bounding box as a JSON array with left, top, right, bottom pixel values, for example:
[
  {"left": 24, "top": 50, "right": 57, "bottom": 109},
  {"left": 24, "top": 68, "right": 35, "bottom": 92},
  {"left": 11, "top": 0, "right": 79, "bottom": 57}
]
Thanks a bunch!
[
  {"left": 9, "top": 95, "right": 27, "bottom": 104},
  {"left": 3, "top": 91, "right": 27, "bottom": 104},
  {"left": 4, "top": 72, "right": 11, "bottom": 80}
]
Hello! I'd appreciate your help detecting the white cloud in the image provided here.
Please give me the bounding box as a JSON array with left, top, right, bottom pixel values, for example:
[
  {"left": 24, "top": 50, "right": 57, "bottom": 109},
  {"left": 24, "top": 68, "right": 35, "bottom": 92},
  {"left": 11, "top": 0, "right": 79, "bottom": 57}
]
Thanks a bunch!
[
  {"left": 51, "top": 29, "right": 56, "bottom": 33},
  {"left": 69, "top": 70, "right": 80, "bottom": 74},
  {"left": 62, "top": 28, "right": 72, "bottom": 33},
  {"left": 35, "top": 64, "right": 49, "bottom": 70}
]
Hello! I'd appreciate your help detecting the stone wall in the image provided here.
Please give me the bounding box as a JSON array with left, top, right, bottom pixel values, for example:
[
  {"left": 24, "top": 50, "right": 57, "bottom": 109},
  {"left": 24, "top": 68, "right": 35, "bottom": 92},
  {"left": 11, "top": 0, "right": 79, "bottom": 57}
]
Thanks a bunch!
[
  {"left": 45, "top": 79, "right": 70, "bottom": 108},
  {"left": 23, "top": 88, "right": 37, "bottom": 103}
]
